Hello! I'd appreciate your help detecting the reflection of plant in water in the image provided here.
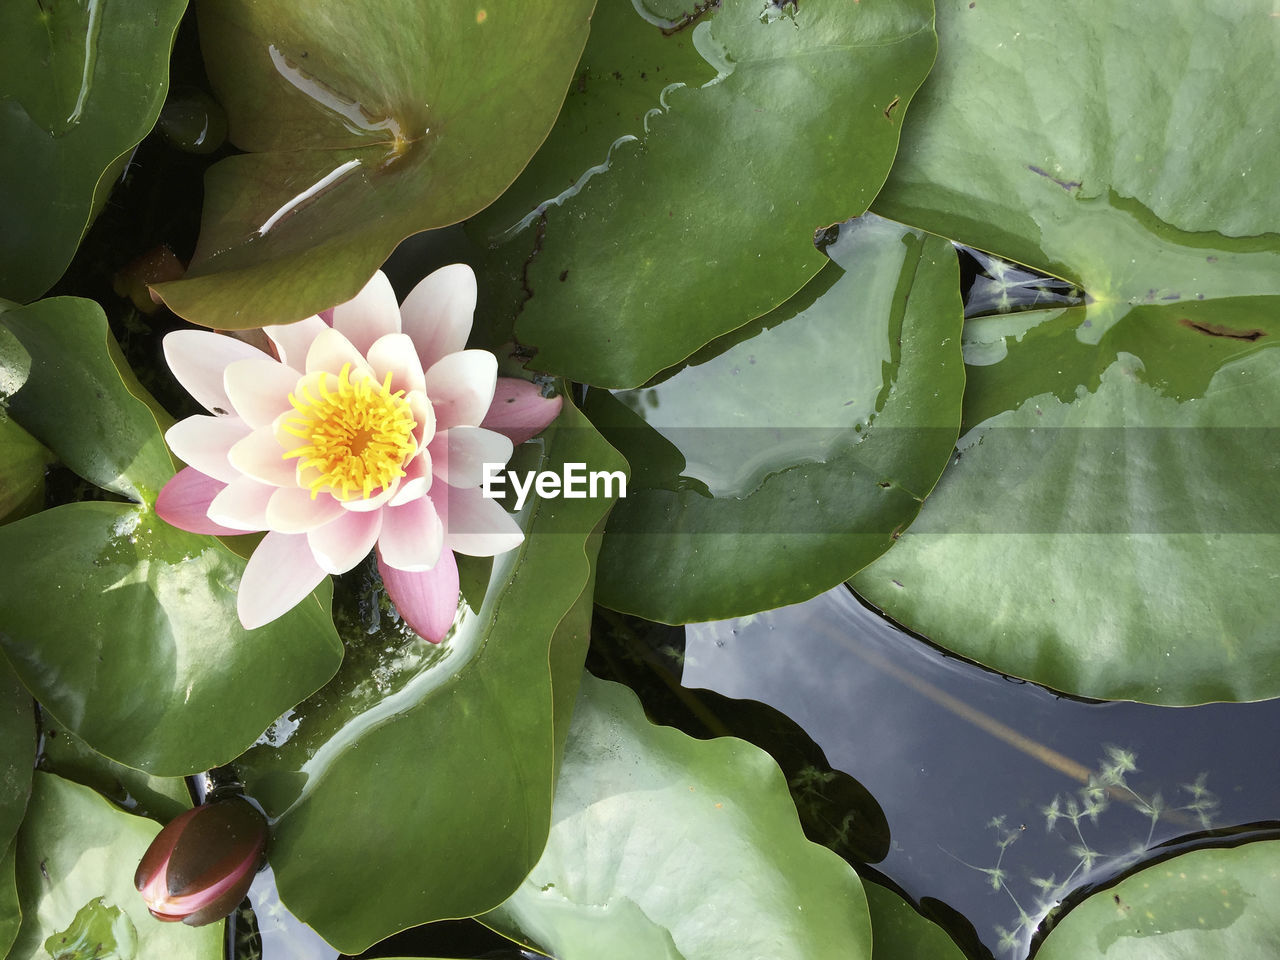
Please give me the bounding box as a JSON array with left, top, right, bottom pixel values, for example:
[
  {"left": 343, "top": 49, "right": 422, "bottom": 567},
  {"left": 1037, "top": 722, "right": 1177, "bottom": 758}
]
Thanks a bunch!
[{"left": 952, "top": 746, "right": 1219, "bottom": 955}]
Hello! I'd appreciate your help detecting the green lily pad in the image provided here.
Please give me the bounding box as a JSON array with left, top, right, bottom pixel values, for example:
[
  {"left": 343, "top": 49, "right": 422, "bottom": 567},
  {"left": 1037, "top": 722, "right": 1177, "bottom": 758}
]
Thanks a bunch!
[
  {"left": 152, "top": 0, "right": 595, "bottom": 329},
  {"left": 0, "top": 658, "right": 35, "bottom": 864},
  {"left": 864, "top": 883, "right": 966, "bottom": 960},
  {"left": 0, "top": 0, "right": 187, "bottom": 301},
  {"left": 592, "top": 215, "right": 963, "bottom": 622},
  {"left": 483, "top": 673, "right": 872, "bottom": 960},
  {"left": 11, "top": 773, "right": 220, "bottom": 960},
  {"left": 236, "top": 399, "right": 626, "bottom": 953},
  {"left": 0, "top": 843, "right": 19, "bottom": 959},
  {"left": 851, "top": 0, "right": 1280, "bottom": 703},
  {"left": 0, "top": 298, "right": 342, "bottom": 773},
  {"left": 467, "top": 0, "right": 937, "bottom": 388},
  {"left": 0, "top": 412, "right": 53, "bottom": 524},
  {"left": 1035, "top": 841, "right": 1280, "bottom": 960}
]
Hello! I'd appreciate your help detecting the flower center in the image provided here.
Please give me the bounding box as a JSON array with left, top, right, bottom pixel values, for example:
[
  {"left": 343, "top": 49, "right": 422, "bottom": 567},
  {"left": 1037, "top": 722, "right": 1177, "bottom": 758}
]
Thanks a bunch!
[{"left": 281, "top": 363, "right": 417, "bottom": 500}]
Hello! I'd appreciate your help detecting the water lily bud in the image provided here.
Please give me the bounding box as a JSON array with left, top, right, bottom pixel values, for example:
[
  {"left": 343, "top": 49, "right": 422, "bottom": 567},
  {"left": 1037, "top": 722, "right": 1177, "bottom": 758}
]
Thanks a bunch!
[{"left": 134, "top": 797, "right": 268, "bottom": 926}]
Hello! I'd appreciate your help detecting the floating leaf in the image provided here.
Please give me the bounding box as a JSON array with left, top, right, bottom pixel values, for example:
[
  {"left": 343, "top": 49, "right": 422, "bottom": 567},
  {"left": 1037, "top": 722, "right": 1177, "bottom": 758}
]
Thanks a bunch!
[
  {"left": 592, "top": 215, "right": 963, "bottom": 622},
  {"left": 0, "top": 413, "right": 53, "bottom": 524},
  {"left": 153, "top": 0, "right": 596, "bottom": 328},
  {"left": 864, "top": 883, "right": 966, "bottom": 960},
  {"left": 852, "top": 0, "right": 1280, "bottom": 703},
  {"left": 236, "top": 399, "right": 626, "bottom": 952},
  {"left": 0, "top": 0, "right": 187, "bottom": 301},
  {"left": 0, "top": 844, "right": 19, "bottom": 959},
  {"left": 0, "top": 299, "right": 341, "bottom": 773},
  {"left": 0, "top": 659, "right": 35, "bottom": 859},
  {"left": 466, "top": 0, "right": 937, "bottom": 387},
  {"left": 484, "top": 673, "right": 871, "bottom": 960}
]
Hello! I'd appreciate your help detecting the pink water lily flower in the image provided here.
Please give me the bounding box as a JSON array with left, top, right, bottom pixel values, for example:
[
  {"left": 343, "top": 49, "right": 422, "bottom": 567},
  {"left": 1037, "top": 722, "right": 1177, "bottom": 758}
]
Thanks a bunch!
[{"left": 155, "top": 265, "right": 561, "bottom": 639}]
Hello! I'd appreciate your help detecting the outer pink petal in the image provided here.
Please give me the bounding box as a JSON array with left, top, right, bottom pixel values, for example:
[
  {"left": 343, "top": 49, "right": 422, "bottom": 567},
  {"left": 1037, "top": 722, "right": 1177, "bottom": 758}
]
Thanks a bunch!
[
  {"left": 378, "top": 548, "right": 459, "bottom": 643},
  {"left": 376, "top": 497, "right": 444, "bottom": 571},
  {"left": 224, "top": 356, "right": 300, "bottom": 429},
  {"left": 265, "top": 316, "right": 328, "bottom": 368},
  {"left": 163, "top": 331, "right": 267, "bottom": 416},
  {"left": 265, "top": 487, "right": 345, "bottom": 533},
  {"left": 230, "top": 424, "right": 297, "bottom": 487},
  {"left": 165, "top": 416, "right": 252, "bottom": 483},
  {"left": 440, "top": 486, "right": 523, "bottom": 557},
  {"left": 366, "top": 333, "right": 426, "bottom": 395},
  {"left": 307, "top": 509, "right": 383, "bottom": 574},
  {"left": 425, "top": 350, "right": 496, "bottom": 431},
  {"left": 155, "top": 468, "right": 241, "bottom": 536},
  {"left": 207, "top": 476, "right": 275, "bottom": 532},
  {"left": 237, "top": 532, "right": 328, "bottom": 629},
  {"left": 305, "top": 327, "right": 374, "bottom": 379},
  {"left": 331, "top": 270, "right": 401, "bottom": 354},
  {"left": 482, "top": 379, "right": 563, "bottom": 445},
  {"left": 400, "top": 263, "right": 476, "bottom": 370},
  {"left": 428, "top": 426, "right": 512, "bottom": 489}
]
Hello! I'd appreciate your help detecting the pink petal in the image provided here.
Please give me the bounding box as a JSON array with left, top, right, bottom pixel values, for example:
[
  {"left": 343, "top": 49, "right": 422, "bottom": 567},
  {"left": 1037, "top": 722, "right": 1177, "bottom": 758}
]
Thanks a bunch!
[
  {"left": 378, "top": 548, "right": 459, "bottom": 643},
  {"left": 429, "top": 426, "right": 512, "bottom": 489},
  {"left": 482, "top": 379, "right": 563, "bottom": 445},
  {"left": 390, "top": 450, "right": 433, "bottom": 506},
  {"left": 366, "top": 333, "right": 426, "bottom": 395},
  {"left": 165, "top": 415, "right": 252, "bottom": 484},
  {"left": 425, "top": 350, "right": 496, "bottom": 431},
  {"left": 224, "top": 356, "right": 300, "bottom": 429},
  {"left": 237, "top": 532, "right": 328, "bottom": 630},
  {"left": 265, "top": 486, "right": 345, "bottom": 533},
  {"left": 305, "top": 327, "right": 374, "bottom": 379},
  {"left": 230, "top": 423, "right": 297, "bottom": 487},
  {"left": 400, "top": 263, "right": 477, "bottom": 370},
  {"left": 265, "top": 315, "right": 328, "bottom": 367},
  {"left": 307, "top": 509, "right": 383, "bottom": 574},
  {"left": 207, "top": 476, "right": 275, "bottom": 531},
  {"left": 376, "top": 497, "right": 444, "bottom": 571},
  {"left": 331, "top": 270, "right": 401, "bottom": 354},
  {"left": 163, "top": 331, "right": 268, "bottom": 416},
  {"left": 155, "top": 468, "right": 241, "bottom": 536},
  {"left": 440, "top": 486, "right": 523, "bottom": 557},
  {"left": 407, "top": 389, "right": 436, "bottom": 450}
]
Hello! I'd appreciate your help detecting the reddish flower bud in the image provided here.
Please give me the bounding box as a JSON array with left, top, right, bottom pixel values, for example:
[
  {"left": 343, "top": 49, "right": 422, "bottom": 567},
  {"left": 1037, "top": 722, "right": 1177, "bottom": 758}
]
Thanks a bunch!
[{"left": 134, "top": 797, "right": 268, "bottom": 926}]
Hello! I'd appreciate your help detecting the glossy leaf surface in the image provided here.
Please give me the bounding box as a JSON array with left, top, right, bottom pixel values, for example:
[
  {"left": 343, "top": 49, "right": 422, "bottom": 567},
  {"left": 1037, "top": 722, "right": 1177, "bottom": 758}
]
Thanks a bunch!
[
  {"left": 864, "top": 883, "right": 966, "bottom": 960},
  {"left": 853, "top": 0, "right": 1280, "bottom": 703},
  {"left": 0, "top": 659, "right": 34, "bottom": 866},
  {"left": 0, "top": 844, "right": 17, "bottom": 958},
  {"left": 484, "top": 673, "right": 871, "bottom": 960},
  {"left": 0, "top": 0, "right": 186, "bottom": 301},
  {"left": 593, "top": 215, "right": 963, "bottom": 622},
  {"left": 11, "top": 774, "right": 220, "bottom": 960},
  {"left": 153, "top": 0, "right": 595, "bottom": 329},
  {"left": 1036, "top": 841, "right": 1280, "bottom": 960},
  {"left": 0, "top": 413, "right": 51, "bottom": 523},
  {"left": 237, "top": 400, "right": 626, "bottom": 952},
  {"left": 468, "top": 0, "right": 936, "bottom": 387},
  {"left": 0, "top": 299, "right": 342, "bottom": 773}
]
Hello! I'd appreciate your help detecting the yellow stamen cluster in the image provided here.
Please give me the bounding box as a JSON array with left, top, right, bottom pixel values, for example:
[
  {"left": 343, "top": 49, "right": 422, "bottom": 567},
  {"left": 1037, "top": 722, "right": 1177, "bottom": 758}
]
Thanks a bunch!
[{"left": 282, "top": 363, "right": 417, "bottom": 500}]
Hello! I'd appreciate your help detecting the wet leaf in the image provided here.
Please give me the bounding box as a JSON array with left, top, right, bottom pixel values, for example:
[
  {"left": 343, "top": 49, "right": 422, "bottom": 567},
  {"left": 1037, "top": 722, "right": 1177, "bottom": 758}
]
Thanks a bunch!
[
  {"left": 0, "top": 298, "right": 342, "bottom": 774},
  {"left": 0, "top": 659, "right": 35, "bottom": 861},
  {"left": 483, "top": 673, "right": 872, "bottom": 960},
  {"left": 0, "top": 0, "right": 187, "bottom": 301},
  {"left": 0, "top": 413, "right": 53, "bottom": 524},
  {"left": 852, "top": 0, "right": 1280, "bottom": 703},
  {"left": 864, "top": 883, "right": 966, "bottom": 960},
  {"left": 0, "top": 843, "right": 19, "bottom": 958},
  {"left": 236, "top": 399, "right": 626, "bottom": 953},
  {"left": 592, "top": 215, "right": 963, "bottom": 622},
  {"left": 1035, "top": 841, "right": 1280, "bottom": 960},
  {"left": 11, "top": 773, "right": 220, "bottom": 960},
  {"left": 153, "top": 0, "right": 595, "bottom": 329},
  {"left": 467, "top": 0, "right": 937, "bottom": 388}
]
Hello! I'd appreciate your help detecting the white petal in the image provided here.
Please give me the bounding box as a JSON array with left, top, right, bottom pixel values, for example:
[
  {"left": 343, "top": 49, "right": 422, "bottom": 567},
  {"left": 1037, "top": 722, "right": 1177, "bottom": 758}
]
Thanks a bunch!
[
  {"left": 429, "top": 427, "right": 512, "bottom": 489},
  {"left": 338, "top": 479, "right": 400, "bottom": 512},
  {"left": 207, "top": 476, "right": 275, "bottom": 531},
  {"left": 265, "top": 486, "right": 345, "bottom": 533},
  {"left": 366, "top": 333, "right": 426, "bottom": 395},
  {"left": 331, "top": 270, "right": 401, "bottom": 354},
  {"left": 224, "top": 356, "right": 300, "bottom": 429},
  {"left": 229, "top": 424, "right": 297, "bottom": 487},
  {"left": 400, "top": 263, "right": 476, "bottom": 370},
  {"left": 440, "top": 486, "right": 523, "bottom": 557},
  {"left": 308, "top": 510, "right": 383, "bottom": 575},
  {"left": 306, "top": 327, "right": 374, "bottom": 379},
  {"left": 164, "top": 331, "right": 267, "bottom": 416},
  {"left": 425, "top": 350, "right": 496, "bottom": 431},
  {"left": 390, "top": 451, "right": 432, "bottom": 506},
  {"left": 265, "top": 315, "right": 328, "bottom": 368},
  {"left": 377, "top": 497, "right": 444, "bottom": 571},
  {"left": 237, "top": 532, "right": 328, "bottom": 630},
  {"left": 407, "top": 389, "right": 436, "bottom": 450},
  {"left": 165, "top": 415, "right": 251, "bottom": 483}
]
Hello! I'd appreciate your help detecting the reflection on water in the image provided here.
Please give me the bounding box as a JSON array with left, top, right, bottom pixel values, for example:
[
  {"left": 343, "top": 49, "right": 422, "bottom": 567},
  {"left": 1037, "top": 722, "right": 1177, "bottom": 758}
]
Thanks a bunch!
[{"left": 603, "top": 586, "right": 1280, "bottom": 958}]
